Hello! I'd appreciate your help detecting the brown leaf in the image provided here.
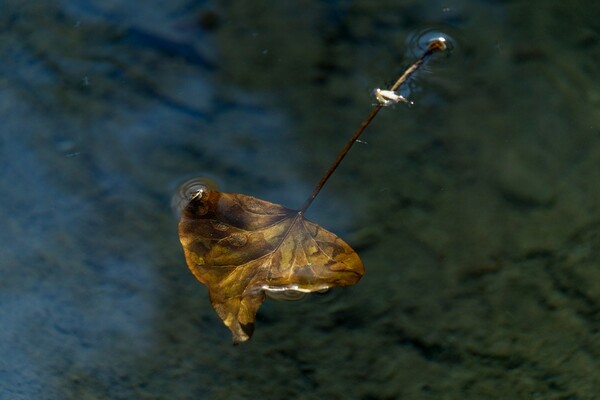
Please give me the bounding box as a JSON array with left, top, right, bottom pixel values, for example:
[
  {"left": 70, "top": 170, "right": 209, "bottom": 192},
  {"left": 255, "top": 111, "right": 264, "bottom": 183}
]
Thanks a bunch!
[{"left": 178, "top": 189, "right": 364, "bottom": 343}]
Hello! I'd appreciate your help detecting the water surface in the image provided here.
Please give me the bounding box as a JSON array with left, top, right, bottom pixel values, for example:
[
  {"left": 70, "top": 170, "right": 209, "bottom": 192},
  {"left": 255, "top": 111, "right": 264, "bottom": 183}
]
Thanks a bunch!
[{"left": 1, "top": 1, "right": 599, "bottom": 399}]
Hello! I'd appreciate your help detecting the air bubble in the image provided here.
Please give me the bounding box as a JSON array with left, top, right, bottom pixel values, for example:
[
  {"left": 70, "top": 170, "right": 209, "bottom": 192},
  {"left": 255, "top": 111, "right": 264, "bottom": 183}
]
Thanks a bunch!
[
  {"left": 212, "top": 221, "right": 229, "bottom": 232},
  {"left": 242, "top": 197, "right": 265, "bottom": 214},
  {"left": 266, "top": 290, "right": 308, "bottom": 301},
  {"left": 171, "top": 176, "right": 219, "bottom": 217},
  {"left": 263, "top": 284, "right": 330, "bottom": 301},
  {"left": 406, "top": 28, "right": 456, "bottom": 59},
  {"left": 227, "top": 232, "right": 248, "bottom": 247}
]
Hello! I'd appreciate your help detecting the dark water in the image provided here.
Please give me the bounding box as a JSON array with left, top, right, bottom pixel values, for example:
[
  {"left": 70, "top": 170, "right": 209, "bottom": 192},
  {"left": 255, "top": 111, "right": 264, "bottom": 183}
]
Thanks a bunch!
[{"left": 2, "top": 1, "right": 599, "bottom": 399}]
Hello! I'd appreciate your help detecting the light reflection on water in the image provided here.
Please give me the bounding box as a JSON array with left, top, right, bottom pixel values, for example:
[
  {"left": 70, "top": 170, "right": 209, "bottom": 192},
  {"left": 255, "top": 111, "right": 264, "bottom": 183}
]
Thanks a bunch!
[{"left": 1, "top": 0, "right": 600, "bottom": 399}]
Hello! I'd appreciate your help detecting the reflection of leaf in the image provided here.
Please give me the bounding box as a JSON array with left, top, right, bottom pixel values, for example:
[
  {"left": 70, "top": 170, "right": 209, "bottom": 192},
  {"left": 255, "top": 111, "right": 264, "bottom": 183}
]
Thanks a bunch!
[{"left": 178, "top": 189, "right": 364, "bottom": 343}]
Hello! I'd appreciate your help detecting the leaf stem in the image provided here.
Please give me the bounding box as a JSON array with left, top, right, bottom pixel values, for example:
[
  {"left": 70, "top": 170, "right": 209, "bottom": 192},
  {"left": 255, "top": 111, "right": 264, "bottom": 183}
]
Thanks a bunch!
[{"left": 299, "top": 38, "right": 447, "bottom": 214}]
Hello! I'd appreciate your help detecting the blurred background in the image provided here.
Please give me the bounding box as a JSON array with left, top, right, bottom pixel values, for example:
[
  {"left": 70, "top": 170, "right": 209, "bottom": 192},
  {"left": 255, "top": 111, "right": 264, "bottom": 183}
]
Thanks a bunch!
[{"left": 1, "top": 0, "right": 599, "bottom": 398}]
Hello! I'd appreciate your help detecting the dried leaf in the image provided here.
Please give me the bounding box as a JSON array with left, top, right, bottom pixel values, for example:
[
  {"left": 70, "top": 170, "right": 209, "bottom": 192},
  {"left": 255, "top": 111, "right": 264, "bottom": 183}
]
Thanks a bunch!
[
  {"left": 178, "top": 189, "right": 364, "bottom": 343},
  {"left": 176, "top": 39, "right": 449, "bottom": 343}
]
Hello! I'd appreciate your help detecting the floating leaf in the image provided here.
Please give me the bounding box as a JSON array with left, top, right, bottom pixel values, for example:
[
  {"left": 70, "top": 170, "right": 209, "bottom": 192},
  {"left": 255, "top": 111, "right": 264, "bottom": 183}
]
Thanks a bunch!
[
  {"left": 178, "top": 187, "right": 364, "bottom": 343},
  {"left": 177, "top": 38, "right": 449, "bottom": 343}
]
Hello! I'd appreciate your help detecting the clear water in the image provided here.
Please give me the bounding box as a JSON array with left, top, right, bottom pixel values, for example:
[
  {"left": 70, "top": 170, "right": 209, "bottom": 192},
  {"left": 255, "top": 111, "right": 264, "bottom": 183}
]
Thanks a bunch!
[{"left": 2, "top": 0, "right": 599, "bottom": 399}]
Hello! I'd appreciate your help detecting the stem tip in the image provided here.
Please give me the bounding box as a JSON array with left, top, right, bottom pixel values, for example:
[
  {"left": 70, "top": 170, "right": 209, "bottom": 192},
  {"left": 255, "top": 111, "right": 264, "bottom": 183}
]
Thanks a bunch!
[{"left": 427, "top": 37, "right": 447, "bottom": 52}]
